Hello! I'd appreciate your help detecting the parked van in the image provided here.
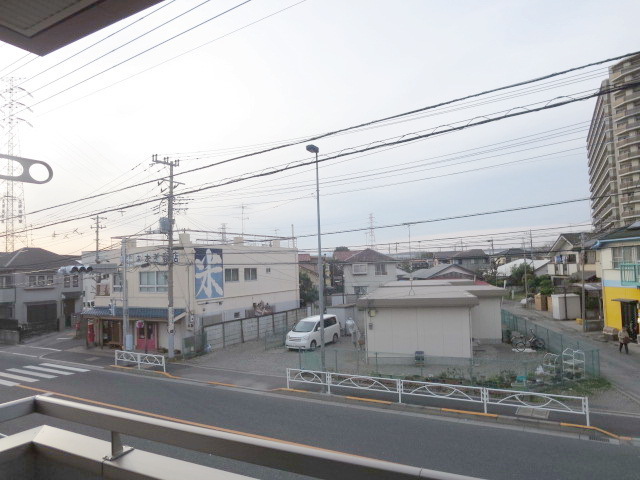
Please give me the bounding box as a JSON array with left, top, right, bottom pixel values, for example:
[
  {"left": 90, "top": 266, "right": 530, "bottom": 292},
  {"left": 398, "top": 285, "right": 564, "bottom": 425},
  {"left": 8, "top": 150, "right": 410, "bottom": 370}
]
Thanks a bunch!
[{"left": 285, "top": 315, "right": 340, "bottom": 350}]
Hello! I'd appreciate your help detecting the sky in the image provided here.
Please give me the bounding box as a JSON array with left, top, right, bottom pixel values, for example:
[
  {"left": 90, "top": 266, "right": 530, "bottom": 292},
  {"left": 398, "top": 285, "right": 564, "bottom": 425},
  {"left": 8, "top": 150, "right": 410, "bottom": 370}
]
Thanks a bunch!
[{"left": 0, "top": 0, "right": 639, "bottom": 257}]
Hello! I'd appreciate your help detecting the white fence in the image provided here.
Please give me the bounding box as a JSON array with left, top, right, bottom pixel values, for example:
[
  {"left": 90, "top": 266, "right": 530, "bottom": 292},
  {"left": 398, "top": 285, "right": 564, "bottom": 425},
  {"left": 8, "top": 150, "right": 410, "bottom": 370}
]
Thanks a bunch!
[
  {"left": 115, "top": 350, "right": 166, "bottom": 372},
  {"left": 286, "top": 368, "right": 590, "bottom": 425}
]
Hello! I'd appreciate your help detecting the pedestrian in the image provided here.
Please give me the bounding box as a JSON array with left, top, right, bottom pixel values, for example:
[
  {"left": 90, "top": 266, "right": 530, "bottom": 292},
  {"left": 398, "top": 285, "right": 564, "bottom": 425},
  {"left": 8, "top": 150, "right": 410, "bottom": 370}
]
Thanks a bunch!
[{"left": 618, "top": 327, "right": 630, "bottom": 354}]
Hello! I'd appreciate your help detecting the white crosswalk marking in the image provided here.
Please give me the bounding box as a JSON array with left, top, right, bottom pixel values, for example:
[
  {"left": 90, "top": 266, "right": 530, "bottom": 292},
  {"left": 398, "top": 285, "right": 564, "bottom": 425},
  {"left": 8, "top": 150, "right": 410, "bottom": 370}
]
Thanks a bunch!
[
  {"left": 7, "top": 368, "right": 56, "bottom": 379},
  {"left": 40, "top": 363, "right": 89, "bottom": 372},
  {"left": 0, "top": 372, "right": 39, "bottom": 382},
  {"left": 23, "top": 366, "right": 73, "bottom": 375},
  {"left": 0, "top": 378, "right": 18, "bottom": 387}
]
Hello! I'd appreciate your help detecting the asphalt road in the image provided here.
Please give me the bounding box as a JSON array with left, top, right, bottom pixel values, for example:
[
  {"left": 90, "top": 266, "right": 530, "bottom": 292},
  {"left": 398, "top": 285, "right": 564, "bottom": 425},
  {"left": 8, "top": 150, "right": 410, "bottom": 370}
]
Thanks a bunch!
[{"left": 0, "top": 351, "right": 638, "bottom": 480}]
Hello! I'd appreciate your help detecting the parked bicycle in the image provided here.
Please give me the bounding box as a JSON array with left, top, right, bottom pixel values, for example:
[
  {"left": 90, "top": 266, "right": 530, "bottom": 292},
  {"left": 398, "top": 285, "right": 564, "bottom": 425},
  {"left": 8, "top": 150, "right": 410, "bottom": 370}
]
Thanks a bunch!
[{"left": 511, "top": 329, "right": 545, "bottom": 352}]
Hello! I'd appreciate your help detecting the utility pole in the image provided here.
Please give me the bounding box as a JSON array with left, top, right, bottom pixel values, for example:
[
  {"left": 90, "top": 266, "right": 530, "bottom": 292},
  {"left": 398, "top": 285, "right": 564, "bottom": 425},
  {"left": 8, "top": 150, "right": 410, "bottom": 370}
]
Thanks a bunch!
[
  {"left": 153, "top": 155, "right": 179, "bottom": 359},
  {"left": 121, "top": 239, "right": 130, "bottom": 350},
  {"left": 581, "top": 232, "right": 586, "bottom": 330},
  {"left": 91, "top": 215, "right": 106, "bottom": 264},
  {"left": 522, "top": 238, "right": 529, "bottom": 307}
]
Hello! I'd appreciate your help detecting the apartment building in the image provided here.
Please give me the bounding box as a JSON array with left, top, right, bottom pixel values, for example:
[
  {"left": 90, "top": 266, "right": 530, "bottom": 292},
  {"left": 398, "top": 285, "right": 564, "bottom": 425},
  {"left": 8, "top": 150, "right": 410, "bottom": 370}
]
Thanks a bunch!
[{"left": 588, "top": 53, "right": 640, "bottom": 232}]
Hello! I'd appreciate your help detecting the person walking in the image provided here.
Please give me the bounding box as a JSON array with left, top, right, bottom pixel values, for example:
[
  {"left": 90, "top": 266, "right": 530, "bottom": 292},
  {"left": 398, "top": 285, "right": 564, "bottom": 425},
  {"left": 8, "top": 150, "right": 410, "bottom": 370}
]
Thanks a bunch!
[{"left": 618, "top": 327, "right": 630, "bottom": 354}]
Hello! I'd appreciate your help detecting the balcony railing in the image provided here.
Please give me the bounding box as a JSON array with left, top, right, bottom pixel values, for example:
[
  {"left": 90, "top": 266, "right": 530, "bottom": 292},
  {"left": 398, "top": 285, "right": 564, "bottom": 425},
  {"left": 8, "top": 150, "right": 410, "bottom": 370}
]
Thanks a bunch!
[
  {"left": 618, "top": 150, "right": 640, "bottom": 160},
  {"left": 618, "top": 136, "right": 640, "bottom": 147},
  {"left": 618, "top": 164, "right": 640, "bottom": 175},
  {"left": 621, "top": 263, "right": 640, "bottom": 286},
  {"left": 614, "top": 106, "right": 640, "bottom": 119},
  {"left": 612, "top": 63, "right": 640, "bottom": 80}
]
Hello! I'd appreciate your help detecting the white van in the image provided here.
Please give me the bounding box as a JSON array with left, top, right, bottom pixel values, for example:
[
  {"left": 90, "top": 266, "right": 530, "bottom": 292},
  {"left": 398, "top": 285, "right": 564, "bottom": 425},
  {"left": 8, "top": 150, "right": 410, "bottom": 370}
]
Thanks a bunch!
[{"left": 285, "top": 315, "right": 340, "bottom": 350}]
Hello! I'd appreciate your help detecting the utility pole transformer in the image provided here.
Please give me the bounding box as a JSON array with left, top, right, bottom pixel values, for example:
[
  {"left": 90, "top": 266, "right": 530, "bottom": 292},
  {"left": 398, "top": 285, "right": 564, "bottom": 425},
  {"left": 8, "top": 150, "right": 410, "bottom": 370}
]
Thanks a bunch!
[{"left": 153, "top": 155, "right": 179, "bottom": 359}]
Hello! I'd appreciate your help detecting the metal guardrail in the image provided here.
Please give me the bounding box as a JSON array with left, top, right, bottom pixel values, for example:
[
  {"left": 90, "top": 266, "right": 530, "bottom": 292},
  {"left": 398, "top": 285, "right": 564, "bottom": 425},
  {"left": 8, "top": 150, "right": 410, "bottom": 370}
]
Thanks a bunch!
[
  {"left": 0, "top": 395, "right": 484, "bottom": 480},
  {"left": 287, "top": 369, "right": 590, "bottom": 425},
  {"left": 115, "top": 350, "right": 166, "bottom": 372}
]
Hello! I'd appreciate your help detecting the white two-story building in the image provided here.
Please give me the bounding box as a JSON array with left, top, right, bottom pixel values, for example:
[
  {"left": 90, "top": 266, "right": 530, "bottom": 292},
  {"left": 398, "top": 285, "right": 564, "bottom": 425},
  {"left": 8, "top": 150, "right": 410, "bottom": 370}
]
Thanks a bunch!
[
  {"left": 342, "top": 249, "right": 397, "bottom": 297},
  {"left": 81, "top": 234, "right": 298, "bottom": 353}
]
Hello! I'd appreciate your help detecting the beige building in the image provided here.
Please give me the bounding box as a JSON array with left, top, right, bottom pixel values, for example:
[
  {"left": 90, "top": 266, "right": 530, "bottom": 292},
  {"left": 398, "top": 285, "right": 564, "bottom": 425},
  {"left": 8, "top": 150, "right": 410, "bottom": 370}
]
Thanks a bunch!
[{"left": 588, "top": 53, "right": 640, "bottom": 232}]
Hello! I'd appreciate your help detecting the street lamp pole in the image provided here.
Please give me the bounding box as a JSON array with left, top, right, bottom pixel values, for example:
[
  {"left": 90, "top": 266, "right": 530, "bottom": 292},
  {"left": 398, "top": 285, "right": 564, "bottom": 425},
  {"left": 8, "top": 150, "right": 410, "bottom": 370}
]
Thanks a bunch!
[{"left": 307, "top": 144, "right": 325, "bottom": 373}]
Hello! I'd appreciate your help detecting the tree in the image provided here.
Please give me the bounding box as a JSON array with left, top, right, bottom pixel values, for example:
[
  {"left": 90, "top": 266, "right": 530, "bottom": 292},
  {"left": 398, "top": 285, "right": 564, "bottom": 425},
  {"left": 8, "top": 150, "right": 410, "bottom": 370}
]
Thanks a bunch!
[
  {"left": 334, "top": 246, "right": 350, "bottom": 252},
  {"left": 508, "top": 262, "right": 535, "bottom": 287},
  {"left": 299, "top": 272, "right": 318, "bottom": 306},
  {"left": 537, "top": 275, "right": 554, "bottom": 296}
]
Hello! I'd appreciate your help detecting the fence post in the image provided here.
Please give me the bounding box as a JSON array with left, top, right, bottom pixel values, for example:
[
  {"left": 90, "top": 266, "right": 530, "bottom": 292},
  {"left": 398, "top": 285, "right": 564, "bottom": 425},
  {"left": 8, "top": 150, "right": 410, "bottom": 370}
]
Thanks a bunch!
[
  {"left": 272, "top": 314, "right": 275, "bottom": 333},
  {"left": 397, "top": 379, "right": 402, "bottom": 404},
  {"left": 136, "top": 352, "right": 141, "bottom": 370},
  {"left": 286, "top": 368, "right": 290, "bottom": 389},
  {"left": 375, "top": 352, "right": 379, "bottom": 373},
  {"left": 240, "top": 319, "right": 244, "bottom": 344},
  {"left": 327, "top": 372, "right": 331, "bottom": 394},
  {"left": 482, "top": 388, "right": 488, "bottom": 414},
  {"left": 335, "top": 350, "right": 338, "bottom": 372},
  {"left": 584, "top": 396, "right": 590, "bottom": 426},
  {"left": 222, "top": 322, "right": 226, "bottom": 348},
  {"left": 298, "top": 348, "right": 302, "bottom": 369}
]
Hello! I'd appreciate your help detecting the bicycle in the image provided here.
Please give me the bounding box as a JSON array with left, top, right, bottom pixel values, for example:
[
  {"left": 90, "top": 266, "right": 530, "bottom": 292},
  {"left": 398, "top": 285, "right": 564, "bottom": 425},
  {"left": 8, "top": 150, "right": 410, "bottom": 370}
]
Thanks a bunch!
[{"left": 512, "top": 329, "right": 545, "bottom": 352}]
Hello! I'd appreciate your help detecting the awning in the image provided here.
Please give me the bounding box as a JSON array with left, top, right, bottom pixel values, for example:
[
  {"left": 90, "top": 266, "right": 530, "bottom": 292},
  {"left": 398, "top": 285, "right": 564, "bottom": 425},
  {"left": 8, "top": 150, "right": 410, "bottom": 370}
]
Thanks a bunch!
[{"left": 612, "top": 298, "right": 639, "bottom": 304}]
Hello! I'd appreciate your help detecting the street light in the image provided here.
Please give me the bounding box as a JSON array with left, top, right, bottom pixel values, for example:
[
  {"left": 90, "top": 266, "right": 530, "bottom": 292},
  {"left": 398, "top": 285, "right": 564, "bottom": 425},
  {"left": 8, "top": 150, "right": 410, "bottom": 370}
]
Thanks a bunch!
[{"left": 306, "top": 144, "right": 325, "bottom": 374}]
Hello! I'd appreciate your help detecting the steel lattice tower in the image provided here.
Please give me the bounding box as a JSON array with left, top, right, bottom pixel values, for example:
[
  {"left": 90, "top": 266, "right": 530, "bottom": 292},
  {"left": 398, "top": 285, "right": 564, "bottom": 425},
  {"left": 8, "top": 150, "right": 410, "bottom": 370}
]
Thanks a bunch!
[{"left": 0, "top": 78, "right": 29, "bottom": 252}]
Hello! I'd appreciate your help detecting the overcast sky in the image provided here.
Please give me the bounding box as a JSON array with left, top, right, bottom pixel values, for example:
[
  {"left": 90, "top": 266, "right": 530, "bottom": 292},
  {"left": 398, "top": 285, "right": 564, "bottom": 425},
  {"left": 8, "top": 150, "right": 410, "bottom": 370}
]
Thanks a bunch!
[{"left": 1, "top": 0, "right": 639, "bottom": 257}]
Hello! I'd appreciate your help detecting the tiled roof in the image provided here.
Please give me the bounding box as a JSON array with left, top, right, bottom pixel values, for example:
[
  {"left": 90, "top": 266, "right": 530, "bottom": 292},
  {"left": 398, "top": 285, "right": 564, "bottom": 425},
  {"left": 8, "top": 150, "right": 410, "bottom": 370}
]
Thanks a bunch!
[
  {"left": 333, "top": 250, "right": 362, "bottom": 262},
  {"left": 596, "top": 225, "right": 640, "bottom": 242},
  {"left": 451, "top": 249, "right": 488, "bottom": 259},
  {"left": 298, "top": 253, "right": 312, "bottom": 262},
  {"left": 432, "top": 250, "right": 458, "bottom": 260},
  {"left": 406, "top": 264, "right": 475, "bottom": 279},
  {"left": 81, "top": 306, "right": 186, "bottom": 320},
  {"left": 343, "top": 248, "right": 395, "bottom": 263},
  {"left": 0, "top": 247, "right": 80, "bottom": 271}
]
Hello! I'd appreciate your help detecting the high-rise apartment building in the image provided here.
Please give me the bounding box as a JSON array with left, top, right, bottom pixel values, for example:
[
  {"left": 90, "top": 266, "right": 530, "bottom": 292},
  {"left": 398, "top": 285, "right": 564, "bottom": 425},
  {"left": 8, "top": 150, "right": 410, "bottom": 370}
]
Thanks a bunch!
[{"left": 587, "top": 53, "right": 640, "bottom": 233}]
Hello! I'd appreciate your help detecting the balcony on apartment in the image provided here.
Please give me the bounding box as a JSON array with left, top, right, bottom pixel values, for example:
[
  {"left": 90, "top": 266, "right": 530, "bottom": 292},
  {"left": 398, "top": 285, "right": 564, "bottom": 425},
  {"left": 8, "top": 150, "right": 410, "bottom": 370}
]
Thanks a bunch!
[
  {"left": 621, "top": 192, "right": 640, "bottom": 204},
  {"left": 618, "top": 135, "right": 640, "bottom": 148},
  {"left": 614, "top": 90, "right": 640, "bottom": 108},
  {"left": 614, "top": 106, "right": 640, "bottom": 121},
  {"left": 618, "top": 163, "right": 640, "bottom": 176},
  {"left": 622, "top": 206, "right": 640, "bottom": 219},
  {"left": 618, "top": 149, "right": 640, "bottom": 161},
  {"left": 611, "top": 62, "right": 640, "bottom": 82}
]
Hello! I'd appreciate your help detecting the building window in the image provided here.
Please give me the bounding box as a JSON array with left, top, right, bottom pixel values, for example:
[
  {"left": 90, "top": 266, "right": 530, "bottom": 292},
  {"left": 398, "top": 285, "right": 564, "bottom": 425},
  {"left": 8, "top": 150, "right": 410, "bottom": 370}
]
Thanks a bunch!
[
  {"left": 374, "top": 263, "right": 387, "bottom": 275},
  {"left": 46, "top": 275, "right": 54, "bottom": 285},
  {"left": 0, "top": 275, "right": 13, "bottom": 288},
  {"left": 266, "top": 267, "right": 271, "bottom": 273},
  {"left": 354, "top": 286, "right": 368, "bottom": 296},
  {"left": 64, "top": 275, "right": 70, "bottom": 288},
  {"left": 29, "top": 275, "right": 49, "bottom": 287},
  {"left": 352, "top": 264, "right": 368, "bottom": 275},
  {"left": 72, "top": 275, "right": 79, "bottom": 287},
  {"left": 244, "top": 268, "right": 257, "bottom": 281},
  {"left": 28, "top": 276, "right": 37, "bottom": 287},
  {"left": 225, "top": 268, "right": 239, "bottom": 282},
  {"left": 139, "top": 271, "right": 168, "bottom": 292},
  {"left": 113, "top": 273, "right": 122, "bottom": 292},
  {"left": 612, "top": 246, "right": 640, "bottom": 269}
]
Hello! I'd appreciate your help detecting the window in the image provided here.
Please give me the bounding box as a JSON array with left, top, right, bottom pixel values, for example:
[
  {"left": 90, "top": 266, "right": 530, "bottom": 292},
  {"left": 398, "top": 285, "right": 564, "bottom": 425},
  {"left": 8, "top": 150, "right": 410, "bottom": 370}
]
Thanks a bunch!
[
  {"left": 28, "top": 275, "right": 49, "bottom": 287},
  {"left": 72, "top": 275, "right": 79, "bottom": 287},
  {"left": 354, "top": 286, "right": 368, "bottom": 295},
  {"left": 0, "top": 276, "right": 13, "bottom": 288},
  {"left": 113, "top": 273, "right": 122, "bottom": 292},
  {"left": 225, "top": 268, "right": 239, "bottom": 282},
  {"left": 352, "top": 264, "right": 368, "bottom": 275},
  {"left": 612, "top": 246, "right": 640, "bottom": 269},
  {"left": 139, "top": 271, "right": 168, "bottom": 292},
  {"left": 323, "top": 317, "right": 337, "bottom": 328},
  {"left": 28, "top": 276, "right": 37, "bottom": 287},
  {"left": 244, "top": 268, "right": 257, "bottom": 281},
  {"left": 64, "top": 275, "right": 70, "bottom": 288},
  {"left": 374, "top": 263, "right": 387, "bottom": 275},
  {"left": 266, "top": 268, "right": 271, "bottom": 274}
]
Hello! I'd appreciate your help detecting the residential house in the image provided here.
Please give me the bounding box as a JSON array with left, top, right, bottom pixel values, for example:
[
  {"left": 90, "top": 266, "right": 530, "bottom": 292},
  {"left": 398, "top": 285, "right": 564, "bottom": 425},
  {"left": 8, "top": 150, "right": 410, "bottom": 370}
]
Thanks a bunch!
[
  {"left": 0, "top": 247, "right": 84, "bottom": 335},
  {"left": 546, "top": 233, "right": 598, "bottom": 285},
  {"left": 329, "top": 249, "right": 362, "bottom": 291},
  {"left": 494, "top": 247, "right": 549, "bottom": 266},
  {"left": 298, "top": 253, "right": 320, "bottom": 289},
  {"left": 399, "top": 264, "right": 476, "bottom": 281},
  {"left": 497, "top": 259, "right": 550, "bottom": 279},
  {"left": 356, "top": 280, "right": 504, "bottom": 358},
  {"left": 593, "top": 223, "right": 640, "bottom": 341},
  {"left": 432, "top": 250, "right": 458, "bottom": 266},
  {"left": 81, "top": 234, "right": 299, "bottom": 351},
  {"left": 450, "top": 249, "right": 490, "bottom": 274},
  {"left": 342, "top": 249, "right": 397, "bottom": 297}
]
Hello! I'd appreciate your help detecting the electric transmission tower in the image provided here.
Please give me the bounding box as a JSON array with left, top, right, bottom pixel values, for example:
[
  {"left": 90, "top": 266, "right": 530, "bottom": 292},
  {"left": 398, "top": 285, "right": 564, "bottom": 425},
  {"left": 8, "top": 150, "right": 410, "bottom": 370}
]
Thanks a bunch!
[
  {"left": 0, "top": 78, "right": 31, "bottom": 252},
  {"left": 366, "top": 213, "right": 376, "bottom": 248}
]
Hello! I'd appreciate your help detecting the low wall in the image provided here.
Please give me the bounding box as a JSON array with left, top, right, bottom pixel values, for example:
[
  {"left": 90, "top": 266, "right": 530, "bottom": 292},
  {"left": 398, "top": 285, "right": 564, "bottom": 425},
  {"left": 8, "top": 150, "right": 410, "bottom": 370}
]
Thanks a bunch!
[{"left": 0, "top": 329, "right": 19, "bottom": 345}]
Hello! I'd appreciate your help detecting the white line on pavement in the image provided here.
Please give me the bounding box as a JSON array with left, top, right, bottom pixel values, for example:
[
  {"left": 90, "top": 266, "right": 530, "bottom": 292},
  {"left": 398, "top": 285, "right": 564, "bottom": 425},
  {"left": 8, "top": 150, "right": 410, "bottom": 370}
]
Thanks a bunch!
[
  {"left": 7, "top": 368, "right": 56, "bottom": 379},
  {"left": 28, "top": 346, "right": 61, "bottom": 351},
  {"left": 0, "top": 352, "right": 38, "bottom": 358},
  {"left": 40, "top": 363, "right": 89, "bottom": 372},
  {"left": 0, "top": 378, "right": 19, "bottom": 386},
  {"left": 0, "top": 372, "right": 38, "bottom": 382},
  {"left": 23, "top": 366, "right": 73, "bottom": 375},
  {"left": 56, "top": 338, "right": 71, "bottom": 340}
]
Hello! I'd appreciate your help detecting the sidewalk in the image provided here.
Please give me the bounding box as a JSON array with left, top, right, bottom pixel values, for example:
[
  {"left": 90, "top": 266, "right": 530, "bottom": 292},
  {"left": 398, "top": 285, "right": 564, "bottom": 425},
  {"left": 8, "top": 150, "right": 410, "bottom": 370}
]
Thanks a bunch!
[{"left": 502, "top": 300, "right": 640, "bottom": 414}]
